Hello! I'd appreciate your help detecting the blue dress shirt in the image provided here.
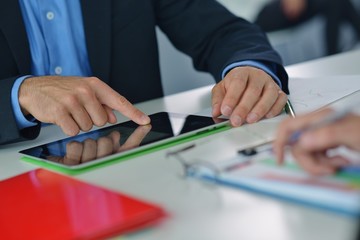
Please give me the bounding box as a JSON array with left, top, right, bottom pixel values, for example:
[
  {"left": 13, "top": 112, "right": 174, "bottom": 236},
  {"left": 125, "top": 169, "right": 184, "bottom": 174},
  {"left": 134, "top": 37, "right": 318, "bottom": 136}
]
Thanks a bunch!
[
  {"left": 13, "top": 0, "right": 91, "bottom": 129},
  {"left": 13, "top": 0, "right": 281, "bottom": 130}
]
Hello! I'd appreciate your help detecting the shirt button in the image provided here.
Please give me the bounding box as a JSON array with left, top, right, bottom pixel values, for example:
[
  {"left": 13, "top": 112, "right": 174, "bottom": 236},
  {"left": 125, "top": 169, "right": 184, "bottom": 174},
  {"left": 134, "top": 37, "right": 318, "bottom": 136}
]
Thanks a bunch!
[
  {"left": 46, "top": 12, "right": 55, "bottom": 20},
  {"left": 55, "top": 66, "right": 62, "bottom": 75}
]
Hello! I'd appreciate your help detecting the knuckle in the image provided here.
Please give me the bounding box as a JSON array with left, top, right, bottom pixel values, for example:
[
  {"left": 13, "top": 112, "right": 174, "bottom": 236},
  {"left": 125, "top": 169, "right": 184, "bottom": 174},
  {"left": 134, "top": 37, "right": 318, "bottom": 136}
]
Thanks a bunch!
[
  {"left": 54, "top": 104, "right": 68, "bottom": 116},
  {"left": 225, "top": 96, "right": 238, "bottom": 105},
  {"left": 267, "top": 83, "right": 280, "bottom": 92},
  {"left": 56, "top": 117, "right": 80, "bottom": 136},
  {"left": 116, "top": 95, "right": 128, "bottom": 106},
  {"left": 211, "top": 85, "right": 218, "bottom": 94},
  {"left": 63, "top": 94, "right": 79, "bottom": 106},
  {"left": 254, "top": 106, "right": 267, "bottom": 115},
  {"left": 76, "top": 85, "right": 94, "bottom": 98},
  {"left": 278, "top": 91, "right": 288, "bottom": 99},
  {"left": 87, "top": 77, "right": 101, "bottom": 85},
  {"left": 223, "top": 93, "right": 241, "bottom": 107},
  {"left": 235, "top": 105, "right": 251, "bottom": 115},
  {"left": 248, "top": 86, "right": 262, "bottom": 96},
  {"left": 233, "top": 69, "right": 248, "bottom": 79},
  {"left": 246, "top": 66, "right": 263, "bottom": 77}
]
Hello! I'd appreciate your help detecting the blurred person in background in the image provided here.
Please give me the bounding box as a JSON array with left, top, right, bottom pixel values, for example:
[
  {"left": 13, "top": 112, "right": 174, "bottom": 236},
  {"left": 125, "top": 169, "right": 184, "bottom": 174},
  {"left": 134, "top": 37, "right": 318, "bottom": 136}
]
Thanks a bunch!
[{"left": 255, "top": 0, "right": 360, "bottom": 55}]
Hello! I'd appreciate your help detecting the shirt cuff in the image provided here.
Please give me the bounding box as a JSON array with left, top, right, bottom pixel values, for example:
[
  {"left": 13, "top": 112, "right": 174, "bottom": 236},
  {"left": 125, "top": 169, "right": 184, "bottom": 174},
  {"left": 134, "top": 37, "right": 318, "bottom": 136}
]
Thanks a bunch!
[
  {"left": 221, "top": 60, "right": 282, "bottom": 89},
  {"left": 11, "top": 76, "right": 37, "bottom": 129}
]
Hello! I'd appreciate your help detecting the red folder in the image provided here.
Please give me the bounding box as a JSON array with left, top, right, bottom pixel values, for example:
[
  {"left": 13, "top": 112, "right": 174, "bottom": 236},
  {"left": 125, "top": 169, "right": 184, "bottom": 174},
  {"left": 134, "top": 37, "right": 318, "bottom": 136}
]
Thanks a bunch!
[{"left": 0, "top": 169, "right": 166, "bottom": 239}]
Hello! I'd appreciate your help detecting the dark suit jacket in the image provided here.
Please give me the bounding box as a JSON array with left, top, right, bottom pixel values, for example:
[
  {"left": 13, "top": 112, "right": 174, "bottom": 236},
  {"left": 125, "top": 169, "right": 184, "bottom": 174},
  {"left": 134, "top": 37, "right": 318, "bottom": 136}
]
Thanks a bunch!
[{"left": 0, "top": 0, "right": 288, "bottom": 145}]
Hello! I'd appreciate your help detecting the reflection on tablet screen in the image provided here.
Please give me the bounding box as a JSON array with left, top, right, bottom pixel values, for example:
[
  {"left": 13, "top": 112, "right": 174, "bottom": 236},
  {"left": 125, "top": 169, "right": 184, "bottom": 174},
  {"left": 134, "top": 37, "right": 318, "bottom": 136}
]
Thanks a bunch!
[{"left": 20, "top": 112, "right": 227, "bottom": 167}]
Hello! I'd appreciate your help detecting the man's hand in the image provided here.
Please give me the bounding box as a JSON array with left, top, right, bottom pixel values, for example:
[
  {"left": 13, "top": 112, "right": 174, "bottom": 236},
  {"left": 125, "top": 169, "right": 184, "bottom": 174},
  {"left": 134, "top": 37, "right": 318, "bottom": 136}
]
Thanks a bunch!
[
  {"left": 273, "top": 109, "right": 360, "bottom": 175},
  {"left": 211, "top": 66, "right": 287, "bottom": 127},
  {"left": 19, "top": 76, "right": 150, "bottom": 136}
]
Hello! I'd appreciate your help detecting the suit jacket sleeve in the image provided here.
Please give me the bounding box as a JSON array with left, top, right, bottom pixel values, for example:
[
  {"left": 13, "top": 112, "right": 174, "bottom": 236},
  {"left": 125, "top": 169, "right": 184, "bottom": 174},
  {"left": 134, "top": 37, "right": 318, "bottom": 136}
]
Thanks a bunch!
[
  {"left": 154, "top": 0, "right": 289, "bottom": 93},
  {"left": 0, "top": 76, "right": 40, "bottom": 145},
  {"left": 0, "top": 1, "right": 40, "bottom": 145}
]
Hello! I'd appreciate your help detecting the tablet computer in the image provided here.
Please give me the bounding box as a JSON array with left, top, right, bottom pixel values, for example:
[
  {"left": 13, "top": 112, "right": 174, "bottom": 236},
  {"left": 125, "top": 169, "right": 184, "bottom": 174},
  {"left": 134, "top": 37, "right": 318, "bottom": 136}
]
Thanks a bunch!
[{"left": 20, "top": 112, "right": 229, "bottom": 170}]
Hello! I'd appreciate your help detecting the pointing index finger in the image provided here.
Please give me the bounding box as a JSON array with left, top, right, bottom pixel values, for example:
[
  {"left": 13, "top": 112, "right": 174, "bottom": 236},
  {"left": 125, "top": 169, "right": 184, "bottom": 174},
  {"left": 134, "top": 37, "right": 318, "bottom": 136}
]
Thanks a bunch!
[{"left": 90, "top": 78, "right": 150, "bottom": 125}]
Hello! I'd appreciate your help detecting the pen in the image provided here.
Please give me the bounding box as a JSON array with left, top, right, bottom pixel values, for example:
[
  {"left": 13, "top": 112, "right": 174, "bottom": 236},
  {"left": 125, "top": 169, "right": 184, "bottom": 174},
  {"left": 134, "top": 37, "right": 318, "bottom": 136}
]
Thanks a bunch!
[
  {"left": 289, "top": 105, "right": 355, "bottom": 144},
  {"left": 285, "top": 99, "right": 296, "bottom": 118}
]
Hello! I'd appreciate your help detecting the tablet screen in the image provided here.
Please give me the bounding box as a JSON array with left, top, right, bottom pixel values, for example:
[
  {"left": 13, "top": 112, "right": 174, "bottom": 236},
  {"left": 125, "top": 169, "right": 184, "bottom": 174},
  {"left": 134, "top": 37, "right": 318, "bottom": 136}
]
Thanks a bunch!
[{"left": 20, "top": 112, "right": 228, "bottom": 167}]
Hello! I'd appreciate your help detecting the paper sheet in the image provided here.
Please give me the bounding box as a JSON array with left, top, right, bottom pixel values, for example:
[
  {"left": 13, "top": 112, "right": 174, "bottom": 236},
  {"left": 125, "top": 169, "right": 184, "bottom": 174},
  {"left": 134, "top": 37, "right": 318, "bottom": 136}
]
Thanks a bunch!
[{"left": 288, "top": 75, "right": 360, "bottom": 114}]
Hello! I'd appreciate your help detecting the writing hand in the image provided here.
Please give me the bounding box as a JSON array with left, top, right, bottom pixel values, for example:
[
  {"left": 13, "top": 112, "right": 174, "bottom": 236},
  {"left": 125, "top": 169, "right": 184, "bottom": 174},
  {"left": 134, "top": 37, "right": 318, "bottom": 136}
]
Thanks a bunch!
[
  {"left": 211, "top": 66, "right": 287, "bottom": 127},
  {"left": 273, "top": 108, "right": 360, "bottom": 175}
]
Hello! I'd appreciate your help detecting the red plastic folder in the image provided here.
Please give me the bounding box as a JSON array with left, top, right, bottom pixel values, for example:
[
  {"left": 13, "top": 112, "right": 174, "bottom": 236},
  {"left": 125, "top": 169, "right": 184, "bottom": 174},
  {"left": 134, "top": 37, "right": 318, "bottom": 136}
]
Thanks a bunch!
[{"left": 0, "top": 169, "right": 166, "bottom": 239}]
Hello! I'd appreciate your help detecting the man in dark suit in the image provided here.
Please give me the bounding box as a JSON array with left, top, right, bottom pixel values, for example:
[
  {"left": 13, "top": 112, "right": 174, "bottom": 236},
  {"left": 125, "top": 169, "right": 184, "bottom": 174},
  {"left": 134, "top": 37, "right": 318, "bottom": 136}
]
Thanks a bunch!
[{"left": 0, "top": 0, "right": 289, "bottom": 145}]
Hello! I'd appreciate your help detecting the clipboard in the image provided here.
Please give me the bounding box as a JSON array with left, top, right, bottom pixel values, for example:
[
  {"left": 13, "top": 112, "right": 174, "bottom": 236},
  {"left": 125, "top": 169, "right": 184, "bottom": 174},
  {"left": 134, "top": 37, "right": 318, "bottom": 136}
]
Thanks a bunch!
[{"left": 167, "top": 142, "right": 360, "bottom": 216}]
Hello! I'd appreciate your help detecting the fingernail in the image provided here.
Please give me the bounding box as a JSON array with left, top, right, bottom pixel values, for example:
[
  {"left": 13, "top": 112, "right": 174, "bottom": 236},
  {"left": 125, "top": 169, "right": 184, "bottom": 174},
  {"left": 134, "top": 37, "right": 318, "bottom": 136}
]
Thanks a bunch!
[
  {"left": 246, "top": 112, "right": 259, "bottom": 123},
  {"left": 230, "top": 115, "right": 242, "bottom": 127},
  {"left": 221, "top": 105, "right": 232, "bottom": 116},
  {"left": 141, "top": 115, "right": 151, "bottom": 125}
]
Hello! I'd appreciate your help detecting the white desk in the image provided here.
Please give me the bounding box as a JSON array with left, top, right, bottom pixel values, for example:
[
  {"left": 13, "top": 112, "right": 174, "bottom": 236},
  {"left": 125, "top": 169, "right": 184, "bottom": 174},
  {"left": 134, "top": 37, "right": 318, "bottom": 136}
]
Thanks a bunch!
[
  {"left": 286, "top": 49, "right": 360, "bottom": 77},
  {"left": 1, "top": 50, "right": 360, "bottom": 240}
]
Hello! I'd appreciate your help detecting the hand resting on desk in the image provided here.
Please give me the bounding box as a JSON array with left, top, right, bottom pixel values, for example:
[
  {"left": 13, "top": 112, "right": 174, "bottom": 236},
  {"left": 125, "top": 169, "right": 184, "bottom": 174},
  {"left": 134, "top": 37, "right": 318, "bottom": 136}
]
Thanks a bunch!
[{"left": 211, "top": 66, "right": 288, "bottom": 127}]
